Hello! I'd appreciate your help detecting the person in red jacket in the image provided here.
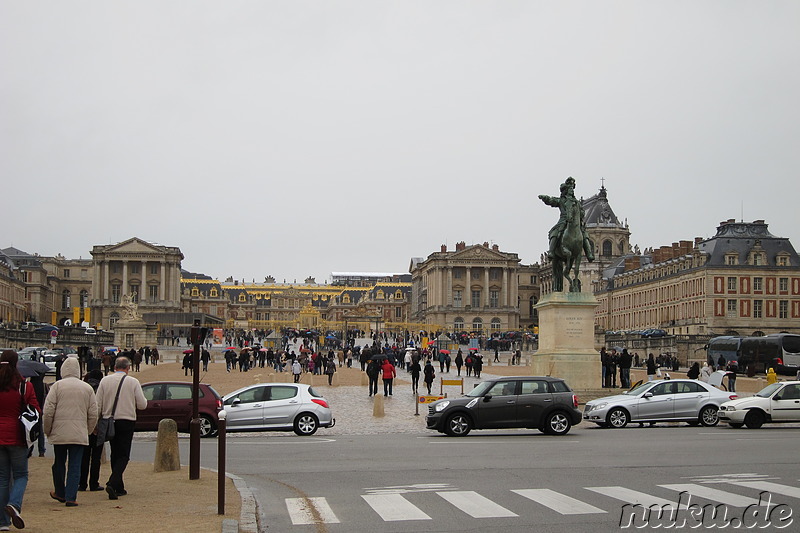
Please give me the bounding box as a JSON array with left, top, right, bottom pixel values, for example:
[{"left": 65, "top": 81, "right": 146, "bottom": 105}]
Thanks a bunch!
[
  {"left": 0, "top": 350, "right": 41, "bottom": 530},
  {"left": 381, "top": 359, "right": 396, "bottom": 397}
]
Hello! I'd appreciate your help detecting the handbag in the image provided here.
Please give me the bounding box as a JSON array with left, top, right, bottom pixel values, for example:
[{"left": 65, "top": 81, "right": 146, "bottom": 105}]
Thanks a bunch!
[
  {"left": 19, "top": 381, "right": 41, "bottom": 450},
  {"left": 96, "top": 374, "right": 126, "bottom": 445}
]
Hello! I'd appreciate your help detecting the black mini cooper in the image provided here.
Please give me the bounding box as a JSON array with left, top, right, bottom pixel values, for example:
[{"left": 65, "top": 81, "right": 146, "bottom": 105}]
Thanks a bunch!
[{"left": 426, "top": 376, "right": 582, "bottom": 436}]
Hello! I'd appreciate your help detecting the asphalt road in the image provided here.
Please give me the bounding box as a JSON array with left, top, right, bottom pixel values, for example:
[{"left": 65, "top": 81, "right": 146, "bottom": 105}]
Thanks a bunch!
[{"left": 131, "top": 422, "right": 800, "bottom": 532}]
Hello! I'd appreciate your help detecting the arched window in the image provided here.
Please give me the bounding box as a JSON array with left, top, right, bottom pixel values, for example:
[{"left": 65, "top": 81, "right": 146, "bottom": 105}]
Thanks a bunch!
[
  {"left": 130, "top": 286, "right": 139, "bottom": 302},
  {"left": 619, "top": 240, "right": 626, "bottom": 254},
  {"left": 191, "top": 288, "right": 199, "bottom": 297},
  {"left": 472, "top": 317, "right": 483, "bottom": 332},
  {"left": 210, "top": 288, "right": 218, "bottom": 297},
  {"left": 110, "top": 312, "right": 120, "bottom": 328},
  {"left": 602, "top": 240, "right": 613, "bottom": 257},
  {"left": 238, "top": 293, "right": 246, "bottom": 302},
  {"left": 752, "top": 330, "right": 765, "bottom": 337},
  {"left": 342, "top": 294, "right": 351, "bottom": 304},
  {"left": 491, "top": 318, "right": 501, "bottom": 331},
  {"left": 454, "top": 317, "right": 464, "bottom": 331},
  {"left": 395, "top": 290, "right": 403, "bottom": 299},
  {"left": 79, "top": 290, "right": 89, "bottom": 308},
  {"left": 61, "top": 290, "right": 71, "bottom": 310},
  {"left": 376, "top": 290, "right": 385, "bottom": 300}
]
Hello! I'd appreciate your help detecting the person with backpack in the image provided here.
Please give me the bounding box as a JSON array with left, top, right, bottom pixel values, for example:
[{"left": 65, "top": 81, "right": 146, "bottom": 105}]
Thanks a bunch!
[{"left": 465, "top": 354, "right": 474, "bottom": 377}]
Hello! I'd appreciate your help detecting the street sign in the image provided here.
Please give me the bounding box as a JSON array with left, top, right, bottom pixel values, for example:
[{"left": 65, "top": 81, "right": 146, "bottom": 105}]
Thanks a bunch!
[
  {"left": 50, "top": 330, "right": 59, "bottom": 337},
  {"left": 418, "top": 395, "right": 445, "bottom": 404}
]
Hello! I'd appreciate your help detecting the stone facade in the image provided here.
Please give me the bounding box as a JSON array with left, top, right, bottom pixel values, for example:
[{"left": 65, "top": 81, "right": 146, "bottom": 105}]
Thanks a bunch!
[{"left": 409, "top": 242, "right": 521, "bottom": 333}]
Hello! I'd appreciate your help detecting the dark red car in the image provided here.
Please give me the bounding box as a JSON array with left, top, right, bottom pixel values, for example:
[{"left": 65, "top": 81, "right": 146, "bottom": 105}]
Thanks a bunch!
[{"left": 136, "top": 381, "right": 223, "bottom": 438}]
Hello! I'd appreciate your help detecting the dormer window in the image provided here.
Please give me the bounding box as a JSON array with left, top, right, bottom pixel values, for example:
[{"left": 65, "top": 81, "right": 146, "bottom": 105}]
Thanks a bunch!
[
  {"left": 725, "top": 253, "right": 738, "bottom": 266},
  {"left": 238, "top": 294, "right": 246, "bottom": 302},
  {"left": 210, "top": 288, "right": 218, "bottom": 297},
  {"left": 191, "top": 288, "right": 199, "bottom": 297}
]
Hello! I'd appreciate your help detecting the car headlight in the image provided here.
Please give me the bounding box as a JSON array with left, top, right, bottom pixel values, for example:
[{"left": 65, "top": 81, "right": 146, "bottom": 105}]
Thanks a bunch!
[
  {"left": 592, "top": 402, "right": 608, "bottom": 410},
  {"left": 724, "top": 406, "right": 735, "bottom": 412},
  {"left": 434, "top": 401, "right": 450, "bottom": 412}
]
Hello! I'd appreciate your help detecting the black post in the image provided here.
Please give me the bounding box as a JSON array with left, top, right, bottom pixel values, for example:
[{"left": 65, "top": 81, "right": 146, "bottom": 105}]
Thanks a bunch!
[
  {"left": 189, "top": 319, "right": 201, "bottom": 480},
  {"left": 218, "top": 410, "right": 226, "bottom": 515}
]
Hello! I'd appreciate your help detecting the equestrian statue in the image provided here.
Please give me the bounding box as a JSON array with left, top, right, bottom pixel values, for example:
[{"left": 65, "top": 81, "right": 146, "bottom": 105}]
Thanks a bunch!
[{"left": 539, "top": 177, "right": 595, "bottom": 292}]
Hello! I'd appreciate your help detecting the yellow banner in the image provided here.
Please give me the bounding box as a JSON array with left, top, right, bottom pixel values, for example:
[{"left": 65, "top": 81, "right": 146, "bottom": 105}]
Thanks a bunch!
[
  {"left": 418, "top": 395, "right": 445, "bottom": 404},
  {"left": 441, "top": 379, "right": 463, "bottom": 386}
]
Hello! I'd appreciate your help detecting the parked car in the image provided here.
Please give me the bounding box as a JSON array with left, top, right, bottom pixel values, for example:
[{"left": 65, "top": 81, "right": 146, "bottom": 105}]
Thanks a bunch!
[
  {"left": 641, "top": 328, "right": 668, "bottom": 338},
  {"left": 222, "top": 383, "right": 334, "bottom": 436},
  {"left": 34, "top": 324, "right": 59, "bottom": 333},
  {"left": 84, "top": 327, "right": 97, "bottom": 335},
  {"left": 719, "top": 381, "right": 800, "bottom": 429},
  {"left": 584, "top": 379, "right": 737, "bottom": 428},
  {"left": 17, "top": 347, "right": 48, "bottom": 361},
  {"left": 426, "top": 376, "right": 582, "bottom": 437},
  {"left": 41, "top": 350, "right": 62, "bottom": 374},
  {"left": 136, "top": 381, "right": 223, "bottom": 438}
]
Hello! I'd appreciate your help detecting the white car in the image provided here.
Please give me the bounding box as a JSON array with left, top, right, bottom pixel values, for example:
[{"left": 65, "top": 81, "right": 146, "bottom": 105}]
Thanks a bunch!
[
  {"left": 718, "top": 381, "right": 800, "bottom": 429},
  {"left": 41, "top": 350, "right": 62, "bottom": 374},
  {"left": 583, "top": 379, "right": 738, "bottom": 428}
]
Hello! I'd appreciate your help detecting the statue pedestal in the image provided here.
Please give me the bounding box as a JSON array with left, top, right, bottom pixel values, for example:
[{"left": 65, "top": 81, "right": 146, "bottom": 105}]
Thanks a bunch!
[
  {"left": 113, "top": 318, "right": 157, "bottom": 349},
  {"left": 531, "top": 291, "right": 600, "bottom": 391}
]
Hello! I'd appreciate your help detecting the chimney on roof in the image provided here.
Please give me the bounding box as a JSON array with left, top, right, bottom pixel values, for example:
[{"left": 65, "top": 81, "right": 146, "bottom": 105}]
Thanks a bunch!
[
  {"left": 753, "top": 219, "right": 765, "bottom": 224},
  {"left": 483, "top": 242, "right": 489, "bottom": 247},
  {"left": 728, "top": 219, "right": 736, "bottom": 224},
  {"left": 456, "top": 241, "right": 466, "bottom": 251},
  {"left": 441, "top": 244, "right": 447, "bottom": 252},
  {"left": 492, "top": 244, "right": 499, "bottom": 251},
  {"left": 624, "top": 256, "right": 641, "bottom": 271},
  {"left": 695, "top": 237, "right": 703, "bottom": 245}
]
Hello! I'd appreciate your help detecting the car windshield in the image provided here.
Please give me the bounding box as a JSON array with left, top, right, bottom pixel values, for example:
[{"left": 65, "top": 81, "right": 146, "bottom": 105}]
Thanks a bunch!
[
  {"left": 466, "top": 381, "right": 495, "bottom": 397},
  {"left": 755, "top": 383, "right": 783, "bottom": 398},
  {"left": 626, "top": 382, "right": 655, "bottom": 396}
]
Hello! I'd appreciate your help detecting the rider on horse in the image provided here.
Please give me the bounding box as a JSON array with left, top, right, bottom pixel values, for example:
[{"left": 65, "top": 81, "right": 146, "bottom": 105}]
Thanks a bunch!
[{"left": 539, "top": 177, "right": 594, "bottom": 263}]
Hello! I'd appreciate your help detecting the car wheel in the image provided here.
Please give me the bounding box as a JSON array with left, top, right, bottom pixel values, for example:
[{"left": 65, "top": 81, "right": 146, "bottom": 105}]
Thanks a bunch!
[
  {"left": 728, "top": 422, "right": 744, "bottom": 429},
  {"left": 444, "top": 413, "right": 471, "bottom": 437},
  {"left": 607, "top": 408, "right": 629, "bottom": 429},
  {"left": 699, "top": 406, "right": 719, "bottom": 427},
  {"left": 744, "top": 410, "right": 765, "bottom": 429},
  {"left": 544, "top": 412, "right": 572, "bottom": 436},
  {"left": 199, "top": 414, "right": 217, "bottom": 438},
  {"left": 293, "top": 413, "right": 319, "bottom": 436}
]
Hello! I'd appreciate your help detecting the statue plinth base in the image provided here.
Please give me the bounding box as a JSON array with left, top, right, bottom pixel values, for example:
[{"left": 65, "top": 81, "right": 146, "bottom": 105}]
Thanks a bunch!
[
  {"left": 113, "top": 318, "right": 157, "bottom": 349},
  {"left": 531, "top": 291, "right": 600, "bottom": 391}
]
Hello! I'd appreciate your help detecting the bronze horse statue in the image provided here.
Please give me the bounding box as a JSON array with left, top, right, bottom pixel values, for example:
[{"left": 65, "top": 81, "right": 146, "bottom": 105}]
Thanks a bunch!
[{"left": 539, "top": 177, "right": 594, "bottom": 292}]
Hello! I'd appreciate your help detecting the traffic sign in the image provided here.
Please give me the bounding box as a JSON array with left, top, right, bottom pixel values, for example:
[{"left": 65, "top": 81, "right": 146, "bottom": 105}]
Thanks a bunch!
[{"left": 50, "top": 329, "right": 58, "bottom": 337}]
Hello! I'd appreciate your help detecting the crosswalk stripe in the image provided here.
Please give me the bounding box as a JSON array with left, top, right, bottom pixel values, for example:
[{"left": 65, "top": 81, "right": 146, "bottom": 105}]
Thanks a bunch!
[
  {"left": 659, "top": 484, "right": 762, "bottom": 508},
  {"left": 361, "top": 494, "right": 432, "bottom": 521},
  {"left": 436, "top": 490, "right": 518, "bottom": 518},
  {"left": 285, "top": 497, "right": 340, "bottom": 525},
  {"left": 512, "top": 489, "right": 606, "bottom": 515},
  {"left": 730, "top": 481, "right": 800, "bottom": 500},
  {"left": 587, "top": 486, "right": 675, "bottom": 508}
]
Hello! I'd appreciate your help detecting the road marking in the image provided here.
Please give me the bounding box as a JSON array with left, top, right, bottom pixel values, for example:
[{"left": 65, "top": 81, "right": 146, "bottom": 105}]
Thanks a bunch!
[
  {"left": 659, "top": 484, "right": 763, "bottom": 507},
  {"left": 437, "top": 490, "right": 518, "bottom": 518},
  {"left": 512, "top": 489, "right": 606, "bottom": 515},
  {"left": 730, "top": 481, "right": 800, "bottom": 500},
  {"left": 587, "top": 486, "right": 675, "bottom": 508},
  {"left": 362, "top": 494, "right": 432, "bottom": 521},
  {"left": 285, "top": 497, "right": 340, "bottom": 525}
]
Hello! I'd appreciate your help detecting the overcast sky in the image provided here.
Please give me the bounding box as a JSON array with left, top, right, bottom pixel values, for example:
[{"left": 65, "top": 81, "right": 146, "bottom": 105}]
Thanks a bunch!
[{"left": 2, "top": 2, "right": 798, "bottom": 284}]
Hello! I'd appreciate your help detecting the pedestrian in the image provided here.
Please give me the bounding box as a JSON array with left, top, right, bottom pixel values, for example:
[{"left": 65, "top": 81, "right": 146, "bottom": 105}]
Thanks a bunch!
[
  {"left": 324, "top": 357, "right": 336, "bottom": 386},
  {"left": 132, "top": 349, "right": 142, "bottom": 372},
  {"left": 101, "top": 351, "right": 112, "bottom": 376},
  {"left": 150, "top": 347, "right": 159, "bottom": 366},
  {"left": 438, "top": 351, "right": 446, "bottom": 373},
  {"left": 454, "top": 350, "right": 463, "bottom": 376},
  {"left": 410, "top": 359, "right": 421, "bottom": 393},
  {"left": 79, "top": 370, "right": 104, "bottom": 493},
  {"left": 646, "top": 353, "right": 657, "bottom": 381},
  {"left": 726, "top": 361, "right": 738, "bottom": 393},
  {"left": 494, "top": 346, "right": 500, "bottom": 363},
  {"left": 201, "top": 348, "right": 210, "bottom": 372},
  {"left": 182, "top": 352, "right": 192, "bottom": 376},
  {"left": 95, "top": 356, "right": 147, "bottom": 500},
  {"left": 0, "top": 350, "right": 41, "bottom": 531},
  {"left": 618, "top": 349, "right": 632, "bottom": 389},
  {"left": 292, "top": 359, "right": 302, "bottom": 383},
  {"left": 423, "top": 360, "right": 435, "bottom": 395},
  {"left": 473, "top": 354, "right": 483, "bottom": 378},
  {"left": 687, "top": 362, "right": 700, "bottom": 380},
  {"left": 366, "top": 360, "right": 379, "bottom": 397},
  {"left": 381, "top": 358, "right": 396, "bottom": 397},
  {"left": 444, "top": 353, "right": 451, "bottom": 373},
  {"left": 700, "top": 362, "right": 712, "bottom": 383},
  {"left": 42, "top": 356, "right": 98, "bottom": 507},
  {"left": 465, "top": 354, "right": 473, "bottom": 377}
]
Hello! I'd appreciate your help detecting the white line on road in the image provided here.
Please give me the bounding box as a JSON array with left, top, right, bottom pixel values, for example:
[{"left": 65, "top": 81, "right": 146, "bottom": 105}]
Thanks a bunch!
[
  {"left": 587, "top": 486, "right": 675, "bottom": 508},
  {"left": 285, "top": 497, "right": 340, "bottom": 525},
  {"left": 362, "top": 494, "right": 432, "bottom": 521},
  {"left": 659, "top": 484, "right": 763, "bottom": 507},
  {"left": 512, "top": 489, "right": 606, "bottom": 515},
  {"left": 437, "top": 491, "right": 518, "bottom": 518},
  {"left": 730, "top": 481, "right": 800, "bottom": 500}
]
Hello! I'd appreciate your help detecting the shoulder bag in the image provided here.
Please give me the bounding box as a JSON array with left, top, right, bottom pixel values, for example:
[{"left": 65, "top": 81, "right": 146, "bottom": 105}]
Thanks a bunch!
[
  {"left": 19, "top": 381, "right": 41, "bottom": 449},
  {"left": 96, "top": 374, "right": 127, "bottom": 445}
]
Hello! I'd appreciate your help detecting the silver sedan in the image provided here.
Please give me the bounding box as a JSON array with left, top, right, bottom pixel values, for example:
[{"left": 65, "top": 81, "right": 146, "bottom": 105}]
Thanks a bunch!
[
  {"left": 583, "top": 379, "right": 737, "bottom": 428},
  {"left": 222, "top": 383, "right": 334, "bottom": 436}
]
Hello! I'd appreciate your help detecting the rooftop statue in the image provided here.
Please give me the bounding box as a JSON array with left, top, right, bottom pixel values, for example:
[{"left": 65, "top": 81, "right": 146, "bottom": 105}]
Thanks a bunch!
[{"left": 539, "top": 177, "right": 595, "bottom": 292}]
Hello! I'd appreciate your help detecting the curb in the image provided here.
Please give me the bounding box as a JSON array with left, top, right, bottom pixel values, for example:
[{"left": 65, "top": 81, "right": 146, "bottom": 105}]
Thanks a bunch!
[{"left": 202, "top": 468, "right": 259, "bottom": 533}]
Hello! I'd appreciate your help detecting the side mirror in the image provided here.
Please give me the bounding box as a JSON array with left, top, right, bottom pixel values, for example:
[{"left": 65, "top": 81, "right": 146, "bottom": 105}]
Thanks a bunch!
[
  {"left": 231, "top": 398, "right": 241, "bottom": 406},
  {"left": 773, "top": 396, "right": 782, "bottom": 401},
  {"left": 643, "top": 392, "right": 653, "bottom": 399},
  {"left": 483, "top": 395, "right": 493, "bottom": 402}
]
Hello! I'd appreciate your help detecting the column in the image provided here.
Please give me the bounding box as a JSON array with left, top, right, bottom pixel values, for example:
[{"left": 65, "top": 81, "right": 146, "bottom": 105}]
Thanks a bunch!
[
  {"left": 484, "top": 267, "right": 490, "bottom": 307},
  {"left": 447, "top": 267, "right": 453, "bottom": 306},
  {"left": 122, "top": 260, "right": 128, "bottom": 297},
  {"left": 502, "top": 268, "right": 508, "bottom": 307},
  {"left": 103, "top": 261, "right": 109, "bottom": 300},
  {"left": 160, "top": 261, "right": 166, "bottom": 303},
  {"left": 466, "top": 268, "right": 472, "bottom": 306}
]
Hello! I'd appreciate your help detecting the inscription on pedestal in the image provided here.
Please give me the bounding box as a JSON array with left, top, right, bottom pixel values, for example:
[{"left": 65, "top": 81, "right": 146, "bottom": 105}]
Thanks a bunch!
[{"left": 564, "top": 316, "right": 586, "bottom": 339}]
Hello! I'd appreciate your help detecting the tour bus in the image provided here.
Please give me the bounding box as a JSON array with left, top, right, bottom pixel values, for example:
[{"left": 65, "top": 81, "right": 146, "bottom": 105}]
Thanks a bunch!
[{"left": 707, "top": 334, "right": 800, "bottom": 375}]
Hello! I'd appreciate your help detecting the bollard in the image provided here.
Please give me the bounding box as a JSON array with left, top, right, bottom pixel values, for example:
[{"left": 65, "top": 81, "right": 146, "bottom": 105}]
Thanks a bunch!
[
  {"left": 373, "top": 393, "right": 385, "bottom": 417},
  {"left": 361, "top": 372, "right": 368, "bottom": 386},
  {"left": 332, "top": 372, "right": 340, "bottom": 387},
  {"left": 308, "top": 373, "right": 315, "bottom": 386},
  {"left": 218, "top": 409, "right": 227, "bottom": 515},
  {"left": 267, "top": 373, "right": 275, "bottom": 383},
  {"left": 153, "top": 418, "right": 181, "bottom": 472}
]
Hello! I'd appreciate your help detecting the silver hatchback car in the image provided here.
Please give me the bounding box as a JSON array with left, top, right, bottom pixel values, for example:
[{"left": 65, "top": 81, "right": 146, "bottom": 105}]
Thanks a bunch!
[
  {"left": 584, "top": 379, "right": 737, "bottom": 428},
  {"left": 222, "top": 383, "right": 334, "bottom": 436}
]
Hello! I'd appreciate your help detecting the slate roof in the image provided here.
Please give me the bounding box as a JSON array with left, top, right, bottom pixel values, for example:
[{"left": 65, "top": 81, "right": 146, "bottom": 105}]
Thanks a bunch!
[
  {"left": 698, "top": 220, "right": 798, "bottom": 266},
  {"left": 582, "top": 186, "right": 624, "bottom": 228}
]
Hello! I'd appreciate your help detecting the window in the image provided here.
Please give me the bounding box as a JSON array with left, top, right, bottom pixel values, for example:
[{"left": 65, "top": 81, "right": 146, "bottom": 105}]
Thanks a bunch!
[
  {"left": 130, "top": 263, "right": 140, "bottom": 274},
  {"left": 520, "top": 380, "right": 548, "bottom": 394},
  {"left": 376, "top": 290, "right": 385, "bottom": 300},
  {"left": 61, "top": 290, "right": 71, "bottom": 310},
  {"left": 780, "top": 300, "right": 788, "bottom": 319},
  {"left": 727, "top": 277, "right": 737, "bottom": 291},
  {"left": 81, "top": 269, "right": 88, "bottom": 279},
  {"left": 453, "top": 290, "right": 462, "bottom": 308},
  {"left": 63, "top": 269, "right": 70, "bottom": 278},
  {"left": 602, "top": 240, "right": 612, "bottom": 257},
  {"left": 150, "top": 263, "right": 159, "bottom": 275},
  {"left": 238, "top": 294, "right": 246, "bottom": 302},
  {"left": 778, "top": 256, "right": 789, "bottom": 266},
  {"left": 491, "top": 317, "right": 501, "bottom": 331},
  {"left": 268, "top": 386, "right": 298, "bottom": 400},
  {"left": 110, "top": 312, "right": 120, "bottom": 327},
  {"left": 753, "top": 277, "right": 763, "bottom": 292},
  {"left": 149, "top": 285, "right": 159, "bottom": 302},
  {"left": 779, "top": 278, "right": 789, "bottom": 292},
  {"left": 489, "top": 290, "right": 499, "bottom": 308},
  {"left": 454, "top": 269, "right": 462, "bottom": 279},
  {"left": 753, "top": 300, "right": 763, "bottom": 319},
  {"left": 725, "top": 254, "right": 737, "bottom": 265},
  {"left": 490, "top": 269, "right": 500, "bottom": 281},
  {"left": 165, "top": 384, "right": 195, "bottom": 400},
  {"left": 395, "top": 290, "right": 403, "bottom": 299},
  {"left": 727, "top": 299, "right": 737, "bottom": 315},
  {"left": 191, "top": 288, "right": 199, "bottom": 297},
  {"left": 80, "top": 290, "right": 89, "bottom": 308},
  {"left": 454, "top": 317, "right": 464, "bottom": 331},
  {"left": 395, "top": 307, "right": 402, "bottom": 319},
  {"left": 111, "top": 263, "right": 121, "bottom": 274},
  {"left": 753, "top": 254, "right": 763, "bottom": 266},
  {"left": 487, "top": 381, "right": 517, "bottom": 396},
  {"left": 342, "top": 294, "right": 351, "bottom": 304},
  {"left": 130, "top": 286, "right": 139, "bottom": 302},
  {"left": 471, "top": 290, "right": 481, "bottom": 308},
  {"left": 472, "top": 317, "right": 483, "bottom": 332},
  {"left": 111, "top": 284, "right": 121, "bottom": 304},
  {"left": 210, "top": 288, "right": 218, "bottom": 297}
]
